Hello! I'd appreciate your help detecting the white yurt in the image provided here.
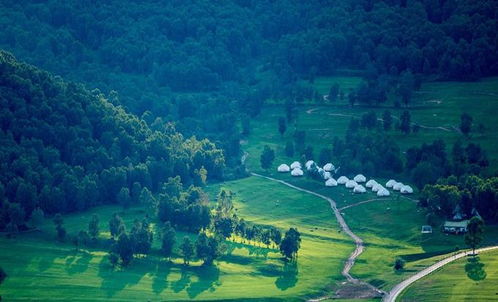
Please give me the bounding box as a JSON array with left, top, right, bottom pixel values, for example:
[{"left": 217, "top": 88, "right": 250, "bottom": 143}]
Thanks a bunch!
[
  {"left": 277, "top": 164, "right": 290, "bottom": 172},
  {"left": 400, "top": 185, "right": 414, "bottom": 194},
  {"left": 354, "top": 174, "right": 366, "bottom": 183},
  {"left": 386, "top": 179, "right": 397, "bottom": 188},
  {"left": 291, "top": 168, "right": 304, "bottom": 177},
  {"left": 393, "top": 182, "right": 404, "bottom": 191},
  {"left": 323, "top": 163, "right": 335, "bottom": 172},
  {"left": 353, "top": 185, "right": 367, "bottom": 193},
  {"left": 372, "top": 184, "right": 383, "bottom": 192},
  {"left": 290, "top": 161, "right": 302, "bottom": 170},
  {"left": 323, "top": 171, "right": 332, "bottom": 180},
  {"left": 337, "top": 176, "right": 349, "bottom": 184},
  {"left": 305, "top": 160, "right": 315, "bottom": 170},
  {"left": 365, "top": 179, "right": 377, "bottom": 188},
  {"left": 325, "top": 178, "right": 338, "bottom": 187},
  {"left": 377, "top": 188, "right": 390, "bottom": 197},
  {"left": 345, "top": 180, "right": 358, "bottom": 188}
]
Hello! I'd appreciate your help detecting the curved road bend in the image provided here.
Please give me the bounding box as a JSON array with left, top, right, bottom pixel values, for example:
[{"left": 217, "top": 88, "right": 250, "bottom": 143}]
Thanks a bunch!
[
  {"left": 384, "top": 245, "right": 498, "bottom": 302},
  {"left": 251, "top": 173, "right": 384, "bottom": 296}
]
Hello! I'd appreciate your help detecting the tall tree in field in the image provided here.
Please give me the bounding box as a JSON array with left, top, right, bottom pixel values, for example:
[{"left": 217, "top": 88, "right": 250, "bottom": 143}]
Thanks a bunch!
[
  {"left": 400, "top": 111, "right": 411, "bottom": 134},
  {"left": 260, "top": 145, "right": 275, "bottom": 170},
  {"left": 382, "top": 110, "right": 392, "bottom": 131},
  {"left": 180, "top": 236, "right": 194, "bottom": 265},
  {"left": 285, "top": 141, "right": 294, "bottom": 157},
  {"left": 118, "top": 187, "right": 131, "bottom": 209},
  {"left": 109, "top": 213, "right": 125, "bottom": 239},
  {"left": 328, "top": 83, "right": 339, "bottom": 102},
  {"left": 460, "top": 113, "right": 473, "bottom": 136},
  {"left": 117, "top": 232, "right": 134, "bottom": 266},
  {"left": 53, "top": 213, "right": 66, "bottom": 242},
  {"left": 88, "top": 214, "right": 99, "bottom": 240},
  {"left": 278, "top": 117, "right": 287, "bottom": 136},
  {"left": 465, "top": 216, "right": 485, "bottom": 256},
  {"left": 279, "top": 228, "right": 301, "bottom": 261},
  {"left": 161, "top": 222, "right": 176, "bottom": 260}
]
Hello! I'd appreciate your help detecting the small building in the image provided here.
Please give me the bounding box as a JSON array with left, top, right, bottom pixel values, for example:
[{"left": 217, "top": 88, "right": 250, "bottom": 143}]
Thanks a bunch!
[
  {"left": 443, "top": 220, "right": 469, "bottom": 234},
  {"left": 421, "top": 225, "right": 433, "bottom": 234}
]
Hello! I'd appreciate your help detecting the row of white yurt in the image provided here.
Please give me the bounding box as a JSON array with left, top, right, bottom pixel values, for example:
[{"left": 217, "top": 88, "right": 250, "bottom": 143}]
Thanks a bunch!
[
  {"left": 277, "top": 164, "right": 290, "bottom": 172},
  {"left": 291, "top": 168, "right": 303, "bottom": 176}
]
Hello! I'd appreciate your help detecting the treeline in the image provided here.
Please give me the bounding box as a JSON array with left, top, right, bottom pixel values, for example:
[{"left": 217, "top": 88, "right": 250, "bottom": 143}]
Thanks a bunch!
[
  {"left": 420, "top": 175, "right": 498, "bottom": 222},
  {"left": 1, "top": 0, "right": 497, "bottom": 158},
  {"left": 0, "top": 51, "right": 225, "bottom": 231}
]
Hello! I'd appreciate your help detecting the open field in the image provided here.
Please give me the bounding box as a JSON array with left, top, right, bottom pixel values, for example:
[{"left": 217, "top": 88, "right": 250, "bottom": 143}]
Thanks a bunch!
[
  {"left": 398, "top": 249, "right": 498, "bottom": 301},
  {"left": 245, "top": 76, "right": 498, "bottom": 173},
  {"left": 0, "top": 175, "right": 354, "bottom": 301}
]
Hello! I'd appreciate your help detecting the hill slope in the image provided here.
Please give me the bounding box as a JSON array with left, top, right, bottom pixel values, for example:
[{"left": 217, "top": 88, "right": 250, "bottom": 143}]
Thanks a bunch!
[{"left": 0, "top": 51, "right": 224, "bottom": 229}]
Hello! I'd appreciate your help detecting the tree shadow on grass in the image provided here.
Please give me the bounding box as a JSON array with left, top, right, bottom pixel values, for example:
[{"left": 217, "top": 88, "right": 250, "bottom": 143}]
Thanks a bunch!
[
  {"left": 151, "top": 260, "right": 172, "bottom": 294},
  {"left": 275, "top": 261, "right": 298, "bottom": 291},
  {"left": 98, "top": 255, "right": 149, "bottom": 298},
  {"left": 186, "top": 265, "right": 221, "bottom": 299},
  {"left": 172, "top": 268, "right": 191, "bottom": 293},
  {"left": 65, "top": 250, "right": 93, "bottom": 275},
  {"left": 465, "top": 257, "right": 486, "bottom": 281}
]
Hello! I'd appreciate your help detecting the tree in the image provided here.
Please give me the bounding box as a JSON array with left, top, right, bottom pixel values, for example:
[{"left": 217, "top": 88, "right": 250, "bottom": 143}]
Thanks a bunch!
[
  {"left": 0, "top": 266, "right": 6, "bottom": 285},
  {"left": 465, "top": 216, "right": 485, "bottom": 255},
  {"left": 75, "top": 230, "right": 90, "bottom": 251},
  {"left": 109, "top": 213, "right": 125, "bottom": 239},
  {"left": 400, "top": 111, "right": 411, "bottom": 134},
  {"left": 278, "top": 117, "right": 287, "bottom": 136},
  {"left": 88, "top": 214, "right": 99, "bottom": 240},
  {"left": 161, "top": 222, "right": 176, "bottom": 260},
  {"left": 382, "top": 110, "right": 392, "bottom": 131},
  {"left": 293, "top": 131, "right": 306, "bottom": 152},
  {"left": 394, "top": 257, "right": 405, "bottom": 270},
  {"left": 285, "top": 141, "right": 294, "bottom": 157},
  {"left": 196, "top": 233, "right": 222, "bottom": 265},
  {"left": 318, "top": 148, "right": 332, "bottom": 166},
  {"left": 118, "top": 187, "right": 131, "bottom": 209},
  {"left": 108, "top": 252, "right": 119, "bottom": 268},
  {"left": 180, "top": 236, "right": 194, "bottom": 265},
  {"left": 328, "top": 83, "right": 339, "bottom": 102},
  {"left": 279, "top": 228, "right": 301, "bottom": 260},
  {"left": 260, "top": 145, "right": 275, "bottom": 170},
  {"left": 460, "top": 113, "right": 473, "bottom": 136},
  {"left": 304, "top": 146, "right": 313, "bottom": 160},
  {"left": 53, "top": 213, "right": 66, "bottom": 242},
  {"left": 117, "top": 232, "right": 134, "bottom": 266},
  {"left": 130, "top": 219, "right": 153, "bottom": 256},
  {"left": 29, "top": 207, "right": 44, "bottom": 228}
]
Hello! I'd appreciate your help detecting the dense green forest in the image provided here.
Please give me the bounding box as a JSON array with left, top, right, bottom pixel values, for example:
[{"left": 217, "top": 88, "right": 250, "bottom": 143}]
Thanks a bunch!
[
  {"left": 1, "top": 0, "right": 497, "bottom": 163},
  {"left": 0, "top": 51, "right": 225, "bottom": 230}
]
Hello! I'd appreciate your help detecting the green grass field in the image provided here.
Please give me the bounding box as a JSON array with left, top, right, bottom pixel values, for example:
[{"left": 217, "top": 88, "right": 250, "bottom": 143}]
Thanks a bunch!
[
  {"left": 399, "top": 250, "right": 498, "bottom": 301},
  {"left": 0, "top": 176, "right": 354, "bottom": 301}
]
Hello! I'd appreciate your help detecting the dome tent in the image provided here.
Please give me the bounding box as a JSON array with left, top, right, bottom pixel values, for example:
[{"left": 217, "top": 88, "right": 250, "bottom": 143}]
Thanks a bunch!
[
  {"left": 393, "top": 182, "right": 404, "bottom": 191},
  {"left": 353, "top": 185, "right": 366, "bottom": 193},
  {"left": 305, "top": 160, "right": 315, "bottom": 170},
  {"left": 277, "top": 164, "right": 290, "bottom": 172},
  {"left": 337, "top": 176, "right": 349, "bottom": 184},
  {"left": 345, "top": 180, "right": 358, "bottom": 188},
  {"left": 323, "top": 171, "right": 332, "bottom": 180},
  {"left": 291, "top": 168, "right": 304, "bottom": 176},
  {"left": 377, "top": 188, "right": 390, "bottom": 197},
  {"left": 372, "top": 184, "right": 383, "bottom": 192},
  {"left": 353, "top": 174, "right": 366, "bottom": 183},
  {"left": 366, "top": 179, "right": 377, "bottom": 188},
  {"left": 290, "top": 161, "right": 302, "bottom": 170},
  {"left": 386, "top": 179, "right": 397, "bottom": 188},
  {"left": 400, "top": 185, "right": 414, "bottom": 194},
  {"left": 325, "top": 178, "right": 337, "bottom": 187},
  {"left": 323, "top": 163, "right": 335, "bottom": 172}
]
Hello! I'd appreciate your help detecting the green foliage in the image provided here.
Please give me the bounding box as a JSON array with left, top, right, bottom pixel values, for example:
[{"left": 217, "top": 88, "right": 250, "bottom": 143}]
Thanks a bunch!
[
  {"left": 161, "top": 222, "right": 176, "bottom": 259},
  {"left": 180, "top": 236, "right": 194, "bottom": 265},
  {"left": 109, "top": 213, "right": 125, "bottom": 239},
  {"left": 260, "top": 145, "right": 275, "bottom": 170},
  {"left": 116, "top": 232, "right": 134, "bottom": 266},
  {"left": 394, "top": 257, "right": 406, "bottom": 271},
  {"left": 88, "top": 214, "right": 99, "bottom": 239},
  {"left": 0, "top": 266, "right": 6, "bottom": 284},
  {"left": 279, "top": 228, "right": 301, "bottom": 260},
  {"left": 460, "top": 113, "right": 473, "bottom": 136},
  {"left": 465, "top": 216, "right": 485, "bottom": 254}
]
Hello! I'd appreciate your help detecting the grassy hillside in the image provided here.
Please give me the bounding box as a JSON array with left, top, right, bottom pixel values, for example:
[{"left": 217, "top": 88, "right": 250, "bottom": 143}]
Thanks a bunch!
[
  {"left": 245, "top": 76, "right": 498, "bottom": 174},
  {"left": 399, "top": 250, "right": 498, "bottom": 301},
  {"left": 0, "top": 175, "right": 353, "bottom": 301}
]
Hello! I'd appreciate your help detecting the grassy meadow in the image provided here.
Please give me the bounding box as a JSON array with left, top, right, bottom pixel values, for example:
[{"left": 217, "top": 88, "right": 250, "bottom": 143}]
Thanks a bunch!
[
  {"left": 0, "top": 175, "right": 353, "bottom": 301},
  {"left": 398, "top": 249, "right": 498, "bottom": 301}
]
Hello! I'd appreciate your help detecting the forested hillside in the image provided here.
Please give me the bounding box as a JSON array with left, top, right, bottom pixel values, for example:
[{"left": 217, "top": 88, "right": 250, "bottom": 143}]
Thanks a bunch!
[
  {"left": 0, "top": 51, "right": 224, "bottom": 230},
  {"left": 1, "top": 0, "right": 497, "bottom": 161}
]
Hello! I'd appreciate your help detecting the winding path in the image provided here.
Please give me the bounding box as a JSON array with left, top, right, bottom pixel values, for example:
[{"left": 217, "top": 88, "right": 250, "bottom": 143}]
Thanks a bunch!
[
  {"left": 383, "top": 246, "right": 498, "bottom": 302},
  {"left": 250, "top": 173, "right": 384, "bottom": 298}
]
